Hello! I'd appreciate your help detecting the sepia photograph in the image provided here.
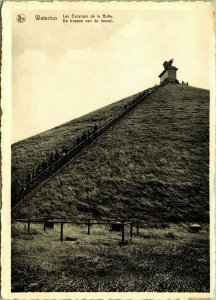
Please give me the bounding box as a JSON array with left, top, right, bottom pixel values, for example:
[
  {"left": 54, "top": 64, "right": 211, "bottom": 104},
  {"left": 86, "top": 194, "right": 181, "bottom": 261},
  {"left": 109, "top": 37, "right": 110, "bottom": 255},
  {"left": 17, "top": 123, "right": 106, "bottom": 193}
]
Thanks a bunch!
[{"left": 1, "top": 1, "right": 215, "bottom": 298}]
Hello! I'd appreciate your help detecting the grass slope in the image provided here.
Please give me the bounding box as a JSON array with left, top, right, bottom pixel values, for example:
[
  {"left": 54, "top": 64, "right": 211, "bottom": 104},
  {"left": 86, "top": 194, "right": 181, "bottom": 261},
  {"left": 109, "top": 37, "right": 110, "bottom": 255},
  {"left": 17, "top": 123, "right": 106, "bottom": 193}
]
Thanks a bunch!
[
  {"left": 12, "top": 91, "right": 142, "bottom": 183},
  {"left": 13, "top": 84, "right": 209, "bottom": 223}
]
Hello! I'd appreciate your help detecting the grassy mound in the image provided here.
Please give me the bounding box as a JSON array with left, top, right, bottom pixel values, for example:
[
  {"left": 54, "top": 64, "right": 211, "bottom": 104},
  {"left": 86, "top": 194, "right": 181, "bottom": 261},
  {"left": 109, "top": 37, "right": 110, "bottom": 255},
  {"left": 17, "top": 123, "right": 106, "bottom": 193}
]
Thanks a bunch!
[{"left": 12, "top": 84, "right": 209, "bottom": 223}]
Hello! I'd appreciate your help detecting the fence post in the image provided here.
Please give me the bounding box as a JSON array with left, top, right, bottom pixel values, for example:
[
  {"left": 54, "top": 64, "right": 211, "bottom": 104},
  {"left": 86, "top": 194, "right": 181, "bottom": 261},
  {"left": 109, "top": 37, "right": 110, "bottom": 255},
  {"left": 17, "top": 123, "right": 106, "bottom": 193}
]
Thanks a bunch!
[
  {"left": 60, "top": 222, "right": 64, "bottom": 242},
  {"left": 121, "top": 223, "right": 125, "bottom": 243},
  {"left": 88, "top": 220, "right": 91, "bottom": 235},
  {"left": 136, "top": 220, "right": 139, "bottom": 236},
  {"left": 130, "top": 222, "right": 133, "bottom": 238},
  {"left": 27, "top": 220, "right": 30, "bottom": 232}
]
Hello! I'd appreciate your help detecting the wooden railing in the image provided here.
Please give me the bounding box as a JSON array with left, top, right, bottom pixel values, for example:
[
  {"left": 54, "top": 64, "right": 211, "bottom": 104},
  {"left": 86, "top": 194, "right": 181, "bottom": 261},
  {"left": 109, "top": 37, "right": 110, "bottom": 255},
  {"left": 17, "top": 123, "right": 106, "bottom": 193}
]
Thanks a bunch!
[{"left": 12, "top": 217, "right": 141, "bottom": 244}]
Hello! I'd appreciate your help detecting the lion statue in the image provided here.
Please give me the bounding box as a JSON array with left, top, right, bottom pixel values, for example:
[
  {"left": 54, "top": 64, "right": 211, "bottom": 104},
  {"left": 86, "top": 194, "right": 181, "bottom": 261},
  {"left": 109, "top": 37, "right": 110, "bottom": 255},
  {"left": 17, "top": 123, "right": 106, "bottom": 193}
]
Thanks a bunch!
[{"left": 163, "top": 59, "right": 174, "bottom": 70}]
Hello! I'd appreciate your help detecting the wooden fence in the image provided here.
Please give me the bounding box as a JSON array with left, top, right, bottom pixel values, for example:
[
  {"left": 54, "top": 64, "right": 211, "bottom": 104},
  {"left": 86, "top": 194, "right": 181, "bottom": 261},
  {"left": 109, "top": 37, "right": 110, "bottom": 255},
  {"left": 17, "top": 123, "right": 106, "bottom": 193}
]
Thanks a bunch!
[{"left": 12, "top": 217, "right": 140, "bottom": 244}]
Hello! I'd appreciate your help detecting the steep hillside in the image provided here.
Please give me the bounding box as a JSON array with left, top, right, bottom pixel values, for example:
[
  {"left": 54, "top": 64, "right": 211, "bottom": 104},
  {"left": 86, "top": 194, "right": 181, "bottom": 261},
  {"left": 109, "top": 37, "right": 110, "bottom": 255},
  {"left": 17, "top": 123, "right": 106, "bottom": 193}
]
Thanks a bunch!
[
  {"left": 12, "top": 84, "right": 209, "bottom": 223},
  {"left": 12, "top": 91, "right": 143, "bottom": 184}
]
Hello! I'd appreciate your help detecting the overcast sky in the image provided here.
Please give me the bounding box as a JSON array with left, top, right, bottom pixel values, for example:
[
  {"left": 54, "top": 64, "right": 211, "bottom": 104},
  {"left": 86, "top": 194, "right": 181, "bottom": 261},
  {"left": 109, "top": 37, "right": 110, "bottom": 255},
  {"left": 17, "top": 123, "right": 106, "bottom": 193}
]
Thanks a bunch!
[{"left": 12, "top": 2, "right": 213, "bottom": 143}]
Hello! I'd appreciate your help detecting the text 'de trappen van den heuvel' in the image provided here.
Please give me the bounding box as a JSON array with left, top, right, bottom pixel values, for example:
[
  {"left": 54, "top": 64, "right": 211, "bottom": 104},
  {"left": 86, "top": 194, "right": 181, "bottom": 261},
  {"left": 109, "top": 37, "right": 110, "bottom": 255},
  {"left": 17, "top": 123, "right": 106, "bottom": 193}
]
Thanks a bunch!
[{"left": 34, "top": 14, "right": 114, "bottom": 23}]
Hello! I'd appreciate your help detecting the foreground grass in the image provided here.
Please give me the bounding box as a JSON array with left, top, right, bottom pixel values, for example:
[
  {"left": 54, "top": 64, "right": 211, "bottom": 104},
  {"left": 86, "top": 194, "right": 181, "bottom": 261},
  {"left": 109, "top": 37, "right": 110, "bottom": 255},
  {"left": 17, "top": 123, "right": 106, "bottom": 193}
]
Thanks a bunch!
[{"left": 11, "top": 222, "right": 209, "bottom": 292}]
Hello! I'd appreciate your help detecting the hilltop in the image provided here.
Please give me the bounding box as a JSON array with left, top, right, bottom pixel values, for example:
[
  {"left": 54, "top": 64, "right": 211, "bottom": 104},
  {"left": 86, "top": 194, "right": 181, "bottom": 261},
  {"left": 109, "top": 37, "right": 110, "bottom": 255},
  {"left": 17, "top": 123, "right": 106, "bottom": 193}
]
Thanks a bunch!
[{"left": 12, "top": 84, "right": 209, "bottom": 223}]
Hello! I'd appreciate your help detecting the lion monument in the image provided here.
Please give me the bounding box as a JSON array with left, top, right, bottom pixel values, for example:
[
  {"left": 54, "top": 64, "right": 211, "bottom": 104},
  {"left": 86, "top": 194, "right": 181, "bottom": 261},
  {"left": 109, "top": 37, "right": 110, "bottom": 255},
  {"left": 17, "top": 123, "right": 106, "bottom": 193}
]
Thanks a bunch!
[{"left": 163, "top": 59, "right": 174, "bottom": 70}]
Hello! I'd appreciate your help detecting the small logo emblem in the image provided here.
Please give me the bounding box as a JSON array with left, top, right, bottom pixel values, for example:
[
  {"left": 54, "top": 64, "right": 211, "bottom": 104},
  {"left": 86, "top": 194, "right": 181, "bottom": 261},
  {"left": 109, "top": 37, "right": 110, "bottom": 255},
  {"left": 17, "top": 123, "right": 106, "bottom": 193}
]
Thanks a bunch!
[{"left": 16, "top": 14, "right": 26, "bottom": 23}]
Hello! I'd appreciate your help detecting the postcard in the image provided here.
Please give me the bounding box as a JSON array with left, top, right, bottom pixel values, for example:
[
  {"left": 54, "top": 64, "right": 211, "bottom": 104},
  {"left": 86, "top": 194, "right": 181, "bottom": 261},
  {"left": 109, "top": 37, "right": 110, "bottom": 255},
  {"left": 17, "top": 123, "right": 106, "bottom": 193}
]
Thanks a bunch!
[{"left": 1, "top": 1, "right": 215, "bottom": 299}]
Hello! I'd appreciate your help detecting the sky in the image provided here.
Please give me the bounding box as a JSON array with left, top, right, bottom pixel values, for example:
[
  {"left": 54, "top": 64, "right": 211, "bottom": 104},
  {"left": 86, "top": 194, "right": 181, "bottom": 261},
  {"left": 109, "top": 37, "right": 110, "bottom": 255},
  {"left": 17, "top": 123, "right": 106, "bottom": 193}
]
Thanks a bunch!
[{"left": 11, "top": 2, "right": 214, "bottom": 143}]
